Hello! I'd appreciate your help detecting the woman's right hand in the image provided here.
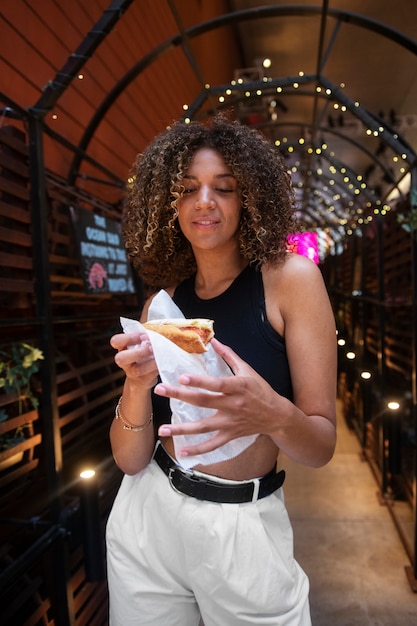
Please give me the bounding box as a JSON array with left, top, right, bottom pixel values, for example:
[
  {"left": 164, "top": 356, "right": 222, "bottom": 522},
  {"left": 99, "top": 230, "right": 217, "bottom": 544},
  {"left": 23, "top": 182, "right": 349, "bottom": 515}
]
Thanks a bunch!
[{"left": 110, "top": 331, "right": 158, "bottom": 389}]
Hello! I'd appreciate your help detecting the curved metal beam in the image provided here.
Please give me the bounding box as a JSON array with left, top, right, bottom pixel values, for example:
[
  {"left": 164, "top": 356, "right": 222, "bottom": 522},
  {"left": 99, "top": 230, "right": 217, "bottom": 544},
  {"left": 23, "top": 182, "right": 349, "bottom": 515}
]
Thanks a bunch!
[
  {"left": 30, "top": 0, "right": 134, "bottom": 117},
  {"left": 205, "top": 77, "right": 415, "bottom": 192},
  {"left": 69, "top": 5, "right": 417, "bottom": 181}
]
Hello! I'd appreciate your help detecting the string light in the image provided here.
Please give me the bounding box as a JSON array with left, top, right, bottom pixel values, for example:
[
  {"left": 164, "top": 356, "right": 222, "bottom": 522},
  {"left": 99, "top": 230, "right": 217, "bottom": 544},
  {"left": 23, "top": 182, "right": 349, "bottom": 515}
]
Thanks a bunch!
[{"left": 205, "top": 70, "right": 412, "bottom": 245}]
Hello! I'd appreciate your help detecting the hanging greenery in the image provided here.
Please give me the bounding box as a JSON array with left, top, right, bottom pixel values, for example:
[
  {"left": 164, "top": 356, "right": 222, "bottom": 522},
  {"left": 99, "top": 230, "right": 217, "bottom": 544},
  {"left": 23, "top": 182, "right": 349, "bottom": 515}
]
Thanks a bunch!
[{"left": 0, "top": 342, "right": 44, "bottom": 422}]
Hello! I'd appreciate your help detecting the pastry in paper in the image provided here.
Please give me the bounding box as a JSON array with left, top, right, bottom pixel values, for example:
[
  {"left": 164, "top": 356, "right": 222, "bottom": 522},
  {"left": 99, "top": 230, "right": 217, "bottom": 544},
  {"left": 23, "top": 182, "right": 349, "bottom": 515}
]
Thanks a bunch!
[
  {"left": 120, "top": 289, "right": 257, "bottom": 469},
  {"left": 143, "top": 318, "right": 214, "bottom": 354}
]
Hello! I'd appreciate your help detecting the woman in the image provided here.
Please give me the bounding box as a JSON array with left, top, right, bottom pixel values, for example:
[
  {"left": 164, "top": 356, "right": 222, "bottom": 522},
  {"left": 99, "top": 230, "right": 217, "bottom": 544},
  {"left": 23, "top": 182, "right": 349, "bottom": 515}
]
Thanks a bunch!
[{"left": 106, "top": 115, "right": 337, "bottom": 625}]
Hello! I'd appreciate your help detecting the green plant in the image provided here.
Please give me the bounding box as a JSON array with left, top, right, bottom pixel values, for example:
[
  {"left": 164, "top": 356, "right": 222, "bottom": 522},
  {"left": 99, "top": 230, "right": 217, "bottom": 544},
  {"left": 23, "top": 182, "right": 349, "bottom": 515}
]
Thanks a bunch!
[
  {"left": 397, "top": 187, "right": 417, "bottom": 236},
  {"left": 0, "top": 342, "right": 44, "bottom": 422},
  {"left": 0, "top": 426, "right": 26, "bottom": 452}
]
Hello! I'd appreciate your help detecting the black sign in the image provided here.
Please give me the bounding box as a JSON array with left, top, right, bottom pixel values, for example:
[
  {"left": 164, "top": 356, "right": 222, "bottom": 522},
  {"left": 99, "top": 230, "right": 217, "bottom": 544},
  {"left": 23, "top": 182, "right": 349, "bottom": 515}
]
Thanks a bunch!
[{"left": 69, "top": 205, "right": 135, "bottom": 295}]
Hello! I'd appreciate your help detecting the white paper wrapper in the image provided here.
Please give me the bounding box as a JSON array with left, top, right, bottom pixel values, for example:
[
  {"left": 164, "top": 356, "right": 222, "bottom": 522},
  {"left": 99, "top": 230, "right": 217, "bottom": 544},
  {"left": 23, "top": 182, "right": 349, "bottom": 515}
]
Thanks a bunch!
[{"left": 120, "top": 289, "right": 257, "bottom": 469}]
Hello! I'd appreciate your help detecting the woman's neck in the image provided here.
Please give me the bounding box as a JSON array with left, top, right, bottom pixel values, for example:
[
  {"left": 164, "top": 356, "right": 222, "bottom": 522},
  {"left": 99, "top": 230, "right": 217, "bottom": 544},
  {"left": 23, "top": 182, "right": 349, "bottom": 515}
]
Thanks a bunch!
[{"left": 194, "top": 254, "right": 248, "bottom": 299}]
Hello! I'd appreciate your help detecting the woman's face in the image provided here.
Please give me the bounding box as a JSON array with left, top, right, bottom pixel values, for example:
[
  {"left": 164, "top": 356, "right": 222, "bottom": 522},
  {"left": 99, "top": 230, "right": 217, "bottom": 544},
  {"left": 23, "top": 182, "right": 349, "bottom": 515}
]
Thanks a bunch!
[{"left": 176, "top": 147, "right": 242, "bottom": 253}]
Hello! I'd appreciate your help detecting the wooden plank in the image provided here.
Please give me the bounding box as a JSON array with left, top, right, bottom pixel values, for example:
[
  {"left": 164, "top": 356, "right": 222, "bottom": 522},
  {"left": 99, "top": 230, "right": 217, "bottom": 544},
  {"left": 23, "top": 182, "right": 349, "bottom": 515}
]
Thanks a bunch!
[
  {"left": 49, "top": 228, "right": 72, "bottom": 246},
  {"left": 58, "top": 381, "right": 121, "bottom": 423},
  {"left": 0, "top": 200, "right": 31, "bottom": 223},
  {"left": 72, "top": 578, "right": 101, "bottom": 613},
  {"left": 50, "top": 275, "right": 84, "bottom": 287},
  {"left": 0, "top": 458, "right": 39, "bottom": 489},
  {"left": 0, "top": 251, "right": 32, "bottom": 270},
  {"left": 22, "top": 598, "right": 52, "bottom": 626},
  {"left": 0, "top": 226, "right": 32, "bottom": 247},
  {"left": 57, "top": 367, "right": 120, "bottom": 403},
  {"left": 59, "top": 394, "right": 121, "bottom": 431},
  {"left": 49, "top": 293, "right": 113, "bottom": 303},
  {"left": 61, "top": 412, "right": 111, "bottom": 447},
  {"left": 0, "top": 177, "right": 30, "bottom": 201},
  {"left": 60, "top": 395, "right": 119, "bottom": 436},
  {"left": 0, "top": 434, "right": 41, "bottom": 463},
  {"left": 62, "top": 355, "right": 116, "bottom": 379},
  {"left": 0, "top": 150, "right": 28, "bottom": 178},
  {"left": 0, "top": 127, "right": 29, "bottom": 157},
  {"left": 0, "top": 277, "right": 34, "bottom": 293},
  {"left": 49, "top": 254, "right": 79, "bottom": 266},
  {"left": 0, "top": 408, "right": 39, "bottom": 432},
  {"left": 73, "top": 583, "right": 108, "bottom": 626}
]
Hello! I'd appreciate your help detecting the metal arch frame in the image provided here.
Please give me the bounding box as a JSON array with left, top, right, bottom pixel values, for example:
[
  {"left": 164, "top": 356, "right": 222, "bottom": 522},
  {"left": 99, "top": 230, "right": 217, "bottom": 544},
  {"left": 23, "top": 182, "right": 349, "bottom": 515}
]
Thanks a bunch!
[
  {"left": 68, "top": 5, "right": 417, "bottom": 182},
  {"left": 190, "top": 75, "right": 416, "bottom": 161},
  {"left": 29, "top": 0, "right": 135, "bottom": 117},
  {"left": 219, "top": 90, "right": 412, "bottom": 209},
  {"left": 202, "top": 75, "right": 413, "bottom": 238}
]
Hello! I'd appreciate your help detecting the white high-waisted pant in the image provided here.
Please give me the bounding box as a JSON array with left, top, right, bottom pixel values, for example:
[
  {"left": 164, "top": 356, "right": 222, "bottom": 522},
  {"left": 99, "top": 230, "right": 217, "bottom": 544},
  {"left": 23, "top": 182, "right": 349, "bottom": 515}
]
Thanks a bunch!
[{"left": 106, "top": 458, "right": 311, "bottom": 626}]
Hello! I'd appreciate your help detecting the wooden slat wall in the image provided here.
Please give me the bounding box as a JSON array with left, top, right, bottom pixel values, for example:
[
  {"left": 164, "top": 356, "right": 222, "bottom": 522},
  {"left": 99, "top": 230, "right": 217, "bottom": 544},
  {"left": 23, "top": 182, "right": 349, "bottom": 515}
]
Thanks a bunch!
[
  {"left": 383, "top": 209, "right": 412, "bottom": 301},
  {"left": 324, "top": 204, "right": 414, "bottom": 504},
  {"left": 0, "top": 126, "right": 33, "bottom": 314},
  {"left": 381, "top": 210, "right": 412, "bottom": 377},
  {"left": 0, "top": 124, "right": 130, "bottom": 626}
]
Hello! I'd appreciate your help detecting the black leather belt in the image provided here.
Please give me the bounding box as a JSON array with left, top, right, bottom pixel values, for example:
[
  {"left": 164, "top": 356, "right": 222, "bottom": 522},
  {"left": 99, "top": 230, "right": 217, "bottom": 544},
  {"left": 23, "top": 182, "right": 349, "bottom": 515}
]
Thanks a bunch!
[{"left": 153, "top": 442, "right": 285, "bottom": 504}]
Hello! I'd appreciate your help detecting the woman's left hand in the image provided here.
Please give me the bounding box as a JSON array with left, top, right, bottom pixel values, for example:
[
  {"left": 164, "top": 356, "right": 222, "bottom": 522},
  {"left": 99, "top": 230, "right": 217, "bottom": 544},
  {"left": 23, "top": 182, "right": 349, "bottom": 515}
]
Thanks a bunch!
[{"left": 154, "top": 338, "right": 284, "bottom": 457}]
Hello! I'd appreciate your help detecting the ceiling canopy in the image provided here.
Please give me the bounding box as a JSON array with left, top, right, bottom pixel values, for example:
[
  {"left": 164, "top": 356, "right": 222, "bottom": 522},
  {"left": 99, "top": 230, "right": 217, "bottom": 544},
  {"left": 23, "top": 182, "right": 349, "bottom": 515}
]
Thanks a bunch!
[{"left": 2, "top": 1, "right": 417, "bottom": 258}]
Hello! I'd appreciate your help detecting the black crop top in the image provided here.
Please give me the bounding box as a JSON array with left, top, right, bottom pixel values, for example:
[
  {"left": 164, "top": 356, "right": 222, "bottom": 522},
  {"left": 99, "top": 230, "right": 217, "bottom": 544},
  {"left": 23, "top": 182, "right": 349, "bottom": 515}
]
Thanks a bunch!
[{"left": 152, "top": 264, "right": 293, "bottom": 428}]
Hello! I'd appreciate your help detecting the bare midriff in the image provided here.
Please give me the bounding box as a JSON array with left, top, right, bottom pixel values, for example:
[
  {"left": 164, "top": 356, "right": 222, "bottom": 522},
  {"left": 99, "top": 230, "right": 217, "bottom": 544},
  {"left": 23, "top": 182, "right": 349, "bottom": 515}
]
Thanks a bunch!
[{"left": 162, "top": 435, "right": 279, "bottom": 481}]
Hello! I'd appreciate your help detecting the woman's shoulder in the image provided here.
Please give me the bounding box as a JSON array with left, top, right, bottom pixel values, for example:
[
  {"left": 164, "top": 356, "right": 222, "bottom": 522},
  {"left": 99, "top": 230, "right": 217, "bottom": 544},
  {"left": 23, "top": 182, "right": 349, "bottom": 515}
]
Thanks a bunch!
[
  {"left": 262, "top": 252, "right": 334, "bottom": 335},
  {"left": 262, "top": 252, "right": 322, "bottom": 287}
]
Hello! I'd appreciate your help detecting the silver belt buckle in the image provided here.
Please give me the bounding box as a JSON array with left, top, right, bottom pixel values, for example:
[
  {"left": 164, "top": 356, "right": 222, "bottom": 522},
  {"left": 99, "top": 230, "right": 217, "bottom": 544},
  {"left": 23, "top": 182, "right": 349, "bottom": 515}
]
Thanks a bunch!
[
  {"left": 167, "top": 467, "right": 190, "bottom": 496},
  {"left": 167, "top": 467, "right": 178, "bottom": 492}
]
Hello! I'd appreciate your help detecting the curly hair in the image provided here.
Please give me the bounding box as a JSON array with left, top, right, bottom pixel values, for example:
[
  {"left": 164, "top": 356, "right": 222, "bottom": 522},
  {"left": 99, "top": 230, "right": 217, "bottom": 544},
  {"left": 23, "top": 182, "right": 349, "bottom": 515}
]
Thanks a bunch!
[{"left": 123, "top": 115, "right": 298, "bottom": 290}]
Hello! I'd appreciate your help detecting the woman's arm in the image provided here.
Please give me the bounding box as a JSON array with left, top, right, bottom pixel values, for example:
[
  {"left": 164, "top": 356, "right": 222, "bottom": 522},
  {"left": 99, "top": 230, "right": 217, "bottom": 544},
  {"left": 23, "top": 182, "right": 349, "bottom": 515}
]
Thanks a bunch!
[
  {"left": 109, "top": 300, "right": 159, "bottom": 475},
  {"left": 263, "top": 253, "right": 337, "bottom": 466}
]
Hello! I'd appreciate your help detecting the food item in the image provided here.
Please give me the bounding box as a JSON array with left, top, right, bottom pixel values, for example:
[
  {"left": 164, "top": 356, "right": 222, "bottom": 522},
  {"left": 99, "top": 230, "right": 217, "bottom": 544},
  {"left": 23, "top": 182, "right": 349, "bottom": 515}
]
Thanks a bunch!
[{"left": 144, "top": 318, "right": 214, "bottom": 353}]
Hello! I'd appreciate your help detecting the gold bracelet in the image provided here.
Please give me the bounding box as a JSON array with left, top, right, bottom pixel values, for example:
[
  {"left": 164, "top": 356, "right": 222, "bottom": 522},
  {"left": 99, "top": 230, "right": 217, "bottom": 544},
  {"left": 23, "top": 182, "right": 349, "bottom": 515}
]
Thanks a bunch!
[{"left": 115, "top": 396, "right": 153, "bottom": 432}]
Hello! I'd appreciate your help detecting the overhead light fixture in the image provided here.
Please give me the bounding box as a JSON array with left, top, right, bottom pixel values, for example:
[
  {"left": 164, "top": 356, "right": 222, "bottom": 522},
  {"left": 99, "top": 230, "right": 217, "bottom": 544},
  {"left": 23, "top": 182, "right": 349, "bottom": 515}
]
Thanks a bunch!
[{"left": 80, "top": 469, "right": 95, "bottom": 480}]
